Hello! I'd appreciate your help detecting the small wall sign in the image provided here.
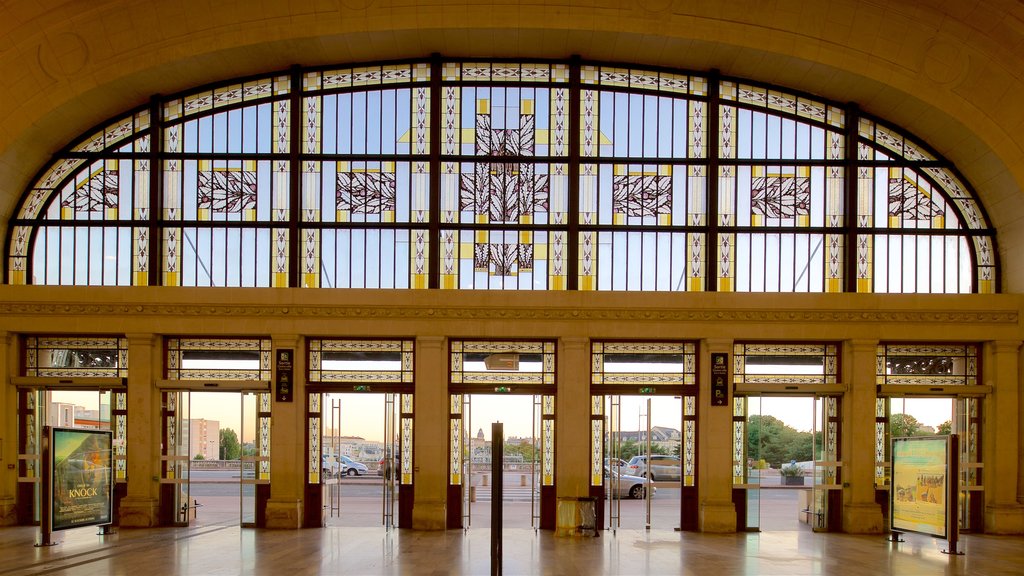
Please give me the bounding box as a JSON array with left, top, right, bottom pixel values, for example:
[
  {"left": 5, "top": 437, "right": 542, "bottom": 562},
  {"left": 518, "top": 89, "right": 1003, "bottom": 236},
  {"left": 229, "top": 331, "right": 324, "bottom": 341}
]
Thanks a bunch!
[
  {"left": 711, "top": 352, "right": 729, "bottom": 407},
  {"left": 276, "top": 349, "right": 294, "bottom": 402}
]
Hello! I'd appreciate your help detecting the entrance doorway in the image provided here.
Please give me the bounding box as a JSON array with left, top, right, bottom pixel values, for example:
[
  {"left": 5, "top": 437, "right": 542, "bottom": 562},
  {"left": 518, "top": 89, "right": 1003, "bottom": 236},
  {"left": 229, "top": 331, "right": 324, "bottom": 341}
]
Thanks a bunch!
[
  {"left": 878, "top": 395, "right": 982, "bottom": 530},
  {"left": 446, "top": 339, "right": 557, "bottom": 530},
  {"left": 602, "top": 395, "right": 682, "bottom": 531},
  {"left": 159, "top": 389, "right": 269, "bottom": 527},
  {"left": 319, "top": 392, "right": 400, "bottom": 527},
  {"left": 739, "top": 396, "right": 840, "bottom": 532},
  {"left": 16, "top": 387, "right": 127, "bottom": 525},
  {"left": 589, "top": 341, "right": 700, "bottom": 533},
  {"left": 457, "top": 394, "right": 542, "bottom": 529}
]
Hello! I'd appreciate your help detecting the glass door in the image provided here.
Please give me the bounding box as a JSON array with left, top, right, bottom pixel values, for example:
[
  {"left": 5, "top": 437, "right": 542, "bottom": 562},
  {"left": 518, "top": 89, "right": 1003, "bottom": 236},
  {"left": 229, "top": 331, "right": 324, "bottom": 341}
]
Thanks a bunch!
[
  {"left": 460, "top": 394, "right": 472, "bottom": 530},
  {"left": 811, "top": 395, "right": 841, "bottom": 532},
  {"left": 160, "top": 390, "right": 191, "bottom": 526},
  {"left": 382, "top": 392, "right": 399, "bottom": 528},
  {"left": 240, "top": 391, "right": 258, "bottom": 527}
]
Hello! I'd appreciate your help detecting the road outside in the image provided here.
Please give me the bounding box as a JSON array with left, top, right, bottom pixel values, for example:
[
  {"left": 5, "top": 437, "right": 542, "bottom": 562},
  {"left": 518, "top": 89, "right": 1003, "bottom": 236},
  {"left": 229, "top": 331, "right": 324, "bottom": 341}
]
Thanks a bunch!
[{"left": 183, "top": 470, "right": 811, "bottom": 531}]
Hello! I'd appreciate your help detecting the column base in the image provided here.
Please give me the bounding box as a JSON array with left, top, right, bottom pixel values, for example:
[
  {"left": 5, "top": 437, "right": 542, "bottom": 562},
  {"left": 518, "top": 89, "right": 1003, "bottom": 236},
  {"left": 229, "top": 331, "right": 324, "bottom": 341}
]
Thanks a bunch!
[
  {"left": 842, "top": 502, "right": 885, "bottom": 534},
  {"left": 412, "top": 498, "right": 446, "bottom": 530},
  {"left": 700, "top": 500, "right": 736, "bottom": 533},
  {"left": 0, "top": 496, "right": 16, "bottom": 526},
  {"left": 985, "top": 504, "right": 1024, "bottom": 534},
  {"left": 265, "top": 499, "right": 303, "bottom": 529},
  {"left": 118, "top": 497, "right": 159, "bottom": 528}
]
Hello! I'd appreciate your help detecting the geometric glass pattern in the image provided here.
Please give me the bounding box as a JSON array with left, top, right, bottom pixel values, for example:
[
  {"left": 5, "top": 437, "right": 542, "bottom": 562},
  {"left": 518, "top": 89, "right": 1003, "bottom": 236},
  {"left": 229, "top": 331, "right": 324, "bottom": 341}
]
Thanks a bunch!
[
  {"left": 401, "top": 393, "right": 414, "bottom": 485},
  {"left": 875, "top": 397, "right": 888, "bottom": 488},
  {"left": 875, "top": 343, "right": 978, "bottom": 386},
  {"left": 307, "top": 339, "right": 414, "bottom": 384},
  {"left": 591, "top": 341, "right": 696, "bottom": 386},
  {"left": 733, "top": 342, "right": 839, "bottom": 386},
  {"left": 732, "top": 396, "right": 746, "bottom": 485},
  {"left": 7, "top": 59, "right": 996, "bottom": 294},
  {"left": 165, "top": 337, "right": 273, "bottom": 381},
  {"left": 307, "top": 392, "right": 322, "bottom": 485},
  {"left": 449, "top": 340, "right": 556, "bottom": 388},
  {"left": 22, "top": 335, "right": 128, "bottom": 378}
]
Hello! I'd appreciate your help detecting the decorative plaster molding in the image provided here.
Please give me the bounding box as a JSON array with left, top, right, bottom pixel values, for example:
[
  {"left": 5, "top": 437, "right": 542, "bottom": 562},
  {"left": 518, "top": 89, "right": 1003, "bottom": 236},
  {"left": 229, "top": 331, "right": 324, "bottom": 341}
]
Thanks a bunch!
[{"left": 0, "top": 301, "right": 1017, "bottom": 324}]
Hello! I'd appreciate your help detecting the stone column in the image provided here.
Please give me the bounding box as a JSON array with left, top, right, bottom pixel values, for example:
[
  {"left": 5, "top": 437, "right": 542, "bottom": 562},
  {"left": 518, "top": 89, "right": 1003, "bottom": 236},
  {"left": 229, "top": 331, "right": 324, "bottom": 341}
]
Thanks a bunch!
[
  {"left": 984, "top": 340, "right": 1024, "bottom": 533},
  {"left": 266, "top": 335, "right": 303, "bottom": 529},
  {"left": 0, "top": 331, "right": 14, "bottom": 525},
  {"left": 412, "top": 336, "right": 446, "bottom": 529},
  {"left": 698, "top": 338, "right": 735, "bottom": 532},
  {"left": 842, "top": 339, "right": 884, "bottom": 533},
  {"left": 119, "top": 333, "right": 160, "bottom": 527},
  {"left": 555, "top": 337, "right": 589, "bottom": 499}
]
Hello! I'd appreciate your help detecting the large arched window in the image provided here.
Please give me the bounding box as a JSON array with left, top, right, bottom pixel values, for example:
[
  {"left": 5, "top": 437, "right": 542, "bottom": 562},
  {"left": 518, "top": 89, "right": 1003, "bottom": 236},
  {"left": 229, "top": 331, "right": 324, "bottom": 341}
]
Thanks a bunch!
[{"left": 5, "top": 58, "right": 997, "bottom": 293}]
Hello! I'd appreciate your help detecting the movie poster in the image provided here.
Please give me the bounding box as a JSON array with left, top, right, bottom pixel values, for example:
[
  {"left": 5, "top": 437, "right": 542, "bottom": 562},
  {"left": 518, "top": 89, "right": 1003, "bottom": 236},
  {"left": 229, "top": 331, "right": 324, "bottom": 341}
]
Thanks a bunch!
[
  {"left": 890, "top": 436, "right": 949, "bottom": 538},
  {"left": 51, "top": 428, "right": 113, "bottom": 531}
]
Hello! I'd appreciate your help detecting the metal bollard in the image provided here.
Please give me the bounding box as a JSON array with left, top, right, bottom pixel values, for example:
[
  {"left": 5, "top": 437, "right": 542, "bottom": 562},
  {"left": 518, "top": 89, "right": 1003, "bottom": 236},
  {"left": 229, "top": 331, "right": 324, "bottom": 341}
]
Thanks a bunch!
[{"left": 520, "top": 474, "right": 527, "bottom": 487}]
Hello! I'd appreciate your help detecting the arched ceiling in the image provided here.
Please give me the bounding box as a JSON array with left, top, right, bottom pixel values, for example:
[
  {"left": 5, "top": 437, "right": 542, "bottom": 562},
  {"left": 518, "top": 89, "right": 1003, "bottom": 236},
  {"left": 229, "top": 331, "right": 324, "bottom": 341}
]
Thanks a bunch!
[{"left": 1, "top": 0, "right": 1022, "bottom": 288}]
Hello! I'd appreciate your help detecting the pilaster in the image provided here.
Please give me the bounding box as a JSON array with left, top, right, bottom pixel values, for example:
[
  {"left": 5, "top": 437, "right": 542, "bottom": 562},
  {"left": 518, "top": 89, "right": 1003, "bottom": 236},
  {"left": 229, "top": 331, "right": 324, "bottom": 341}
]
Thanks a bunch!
[
  {"left": 412, "top": 336, "right": 446, "bottom": 530},
  {"left": 119, "top": 333, "right": 159, "bottom": 527},
  {"left": 268, "top": 335, "right": 303, "bottom": 529},
  {"left": 0, "top": 331, "right": 14, "bottom": 525},
  {"left": 555, "top": 337, "right": 589, "bottom": 502},
  {"left": 843, "top": 339, "right": 884, "bottom": 533},
  {"left": 984, "top": 340, "right": 1024, "bottom": 533},
  {"left": 699, "top": 338, "right": 735, "bottom": 532}
]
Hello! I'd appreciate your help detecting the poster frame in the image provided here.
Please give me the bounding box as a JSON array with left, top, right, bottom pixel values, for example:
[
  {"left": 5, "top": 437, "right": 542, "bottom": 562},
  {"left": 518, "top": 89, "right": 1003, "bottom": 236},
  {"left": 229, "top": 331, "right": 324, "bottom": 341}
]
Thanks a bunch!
[
  {"left": 889, "top": 434, "right": 955, "bottom": 540},
  {"left": 47, "top": 426, "right": 115, "bottom": 533}
]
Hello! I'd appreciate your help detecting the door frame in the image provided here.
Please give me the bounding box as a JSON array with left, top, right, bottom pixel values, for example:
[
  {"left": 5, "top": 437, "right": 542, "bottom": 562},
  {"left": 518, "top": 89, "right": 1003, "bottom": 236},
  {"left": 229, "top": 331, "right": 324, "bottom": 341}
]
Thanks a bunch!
[
  {"left": 732, "top": 385, "right": 845, "bottom": 532},
  {"left": 156, "top": 381, "right": 271, "bottom": 527}
]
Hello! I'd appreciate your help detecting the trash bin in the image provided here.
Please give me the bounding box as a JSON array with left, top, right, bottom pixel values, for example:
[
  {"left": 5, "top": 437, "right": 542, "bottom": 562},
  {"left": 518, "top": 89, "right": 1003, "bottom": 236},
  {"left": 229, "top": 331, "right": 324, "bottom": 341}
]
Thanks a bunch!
[{"left": 555, "top": 496, "right": 597, "bottom": 537}]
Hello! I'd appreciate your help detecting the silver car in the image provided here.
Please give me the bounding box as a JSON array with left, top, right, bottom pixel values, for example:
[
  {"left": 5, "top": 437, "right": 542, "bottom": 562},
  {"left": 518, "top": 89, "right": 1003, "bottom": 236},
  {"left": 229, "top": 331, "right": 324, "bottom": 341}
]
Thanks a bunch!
[
  {"left": 625, "top": 455, "right": 681, "bottom": 482},
  {"left": 605, "top": 466, "right": 656, "bottom": 499}
]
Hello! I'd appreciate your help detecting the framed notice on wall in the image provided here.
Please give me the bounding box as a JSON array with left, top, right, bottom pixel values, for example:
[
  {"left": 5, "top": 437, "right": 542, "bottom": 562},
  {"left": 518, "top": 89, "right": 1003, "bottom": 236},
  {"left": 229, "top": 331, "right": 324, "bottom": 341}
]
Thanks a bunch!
[
  {"left": 49, "top": 427, "right": 114, "bottom": 532},
  {"left": 276, "top": 348, "right": 294, "bottom": 402},
  {"left": 890, "top": 435, "right": 954, "bottom": 539}
]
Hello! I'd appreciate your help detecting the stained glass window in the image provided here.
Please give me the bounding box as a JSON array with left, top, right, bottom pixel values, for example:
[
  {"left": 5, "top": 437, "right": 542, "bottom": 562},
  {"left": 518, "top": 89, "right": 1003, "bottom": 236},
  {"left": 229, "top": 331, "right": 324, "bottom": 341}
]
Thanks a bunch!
[
  {"left": 733, "top": 342, "right": 839, "bottom": 386},
  {"left": 308, "top": 339, "right": 414, "bottom": 384},
  {"left": 875, "top": 343, "right": 978, "bottom": 387},
  {"left": 23, "top": 336, "right": 128, "bottom": 378},
  {"left": 6, "top": 59, "right": 997, "bottom": 293},
  {"left": 449, "top": 340, "right": 556, "bottom": 390},
  {"left": 165, "top": 337, "right": 272, "bottom": 381}
]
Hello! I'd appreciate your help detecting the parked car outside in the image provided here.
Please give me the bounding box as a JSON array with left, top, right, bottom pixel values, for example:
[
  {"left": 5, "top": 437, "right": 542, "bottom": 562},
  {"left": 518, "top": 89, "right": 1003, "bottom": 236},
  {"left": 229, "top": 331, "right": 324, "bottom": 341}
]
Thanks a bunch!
[
  {"left": 605, "top": 457, "right": 627, "bottom": 470},
  {"left": 322, "top": 456, "right": 341, "bottom": 477},
  {"left": 625, "top": 454, "right": 681, "bottom": 482},
  {"left": 377, "top": 453, "right": 401, "bottom": 479},
  {"left": 605, "top": 466, "right": 655, "bottom": 499},
  {"left": 339, "top": 455, "right": 369, "bottom": 476}
]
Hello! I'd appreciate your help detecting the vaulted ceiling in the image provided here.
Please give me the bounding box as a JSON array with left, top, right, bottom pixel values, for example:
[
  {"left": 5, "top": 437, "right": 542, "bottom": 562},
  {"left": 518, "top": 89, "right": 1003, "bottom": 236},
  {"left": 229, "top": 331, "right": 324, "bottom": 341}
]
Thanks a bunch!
[{"left": 1, "top": 0, "right": 1021, "bottom": 288}]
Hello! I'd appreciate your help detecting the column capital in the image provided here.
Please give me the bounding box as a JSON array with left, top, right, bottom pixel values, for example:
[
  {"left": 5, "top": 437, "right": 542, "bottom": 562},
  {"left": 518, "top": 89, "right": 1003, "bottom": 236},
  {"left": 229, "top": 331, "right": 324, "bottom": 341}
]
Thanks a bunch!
[
  {"left": 560, "top": 337, "right": 587, "bottom": 352},
  {"left": 417, "top": 335, "right": 445, "bottom": 350},
  {"left": 702, "top": 338, "right": 732, "bottom": 352},
  {"left": 272, "top": 334, "right": 301, "bottom": 349},
  {"left": 990, "top": 340, "right": 1023, "bottom": 354},
  {"left": 848, "top": 339, "right": 879, "bottom": 353},
  {"left": 125, "top": 333, "right": 157, "bottom": 346}
]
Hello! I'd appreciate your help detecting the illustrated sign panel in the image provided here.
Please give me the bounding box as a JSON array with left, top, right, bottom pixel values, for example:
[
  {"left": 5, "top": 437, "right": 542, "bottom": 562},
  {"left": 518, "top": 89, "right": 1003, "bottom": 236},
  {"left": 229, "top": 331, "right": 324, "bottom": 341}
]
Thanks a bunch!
[
  {"left": 890, "top": 435, "right": 950, "bottom": 538},
  {"left": 50, "top": 427, "right": 114, "bottom": 531}
]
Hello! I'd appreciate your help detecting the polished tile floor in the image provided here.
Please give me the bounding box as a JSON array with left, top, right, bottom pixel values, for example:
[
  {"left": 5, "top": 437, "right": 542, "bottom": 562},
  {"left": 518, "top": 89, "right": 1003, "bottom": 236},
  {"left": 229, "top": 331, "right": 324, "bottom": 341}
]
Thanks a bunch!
[{"left": 1, "top": 523, "right": 1022, "bottom": 575}]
